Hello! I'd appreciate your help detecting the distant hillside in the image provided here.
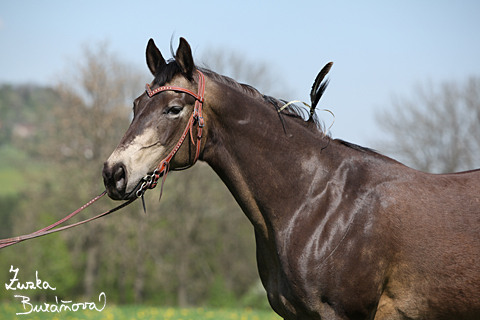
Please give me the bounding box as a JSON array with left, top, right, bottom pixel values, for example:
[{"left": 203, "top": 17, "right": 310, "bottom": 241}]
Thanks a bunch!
[{"left": 0, "top": 84, "right": 59, "bottom": 146}]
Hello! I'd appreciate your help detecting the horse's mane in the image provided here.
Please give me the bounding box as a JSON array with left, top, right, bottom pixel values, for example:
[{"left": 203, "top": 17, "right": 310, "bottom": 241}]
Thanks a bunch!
[
  {"left": 152, "top": 59, "right": 383, "bottom": 155},
  {"left": 153, "top": 59, "right": 325, "bottom": 135}
]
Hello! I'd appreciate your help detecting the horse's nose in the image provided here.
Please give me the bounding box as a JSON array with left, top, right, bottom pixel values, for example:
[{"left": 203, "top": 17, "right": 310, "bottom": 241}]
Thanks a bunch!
[{"left": 102, "top": 162, "right": 127, "bottom": 200}]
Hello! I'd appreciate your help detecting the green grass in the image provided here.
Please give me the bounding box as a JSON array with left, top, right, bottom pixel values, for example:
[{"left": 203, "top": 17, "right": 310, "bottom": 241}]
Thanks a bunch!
[
  {"left": 0, "top": 145, "right": 52, "bottom": 196},
  {"left": 0, "top": 145, "right": 28, "bottom": 196},
  {"left": 0, "top": 303, "right": 282, "bottom": 320},
  {"left": 0, "top": 167, "right": 25, "bottom": 195}
]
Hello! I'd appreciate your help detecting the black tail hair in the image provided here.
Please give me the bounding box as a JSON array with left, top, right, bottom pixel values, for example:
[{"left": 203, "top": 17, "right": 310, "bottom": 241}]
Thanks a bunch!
[{"left": 309, "top": 62, "right": 333, "bottom": 119}]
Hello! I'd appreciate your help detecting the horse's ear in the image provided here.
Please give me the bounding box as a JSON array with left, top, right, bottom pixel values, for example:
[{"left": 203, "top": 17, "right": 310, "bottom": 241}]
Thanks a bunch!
[
  {"left": 146, "top": 38, "right": 166, "bottom": 76},
  {"left": 175, "top": 38, "right": 195, "bottom": 78}
]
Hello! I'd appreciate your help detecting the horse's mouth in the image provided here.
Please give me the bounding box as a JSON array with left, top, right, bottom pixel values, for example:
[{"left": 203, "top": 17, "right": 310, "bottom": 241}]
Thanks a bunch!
[
  {"left": 105, "top": 179, "right": 140, "bottom": 201},
  {"left": 123, "top": 170, "right": 166, "bottom": 201},
  {"left": 124, "top": 180, "right": 143, "bottom": 200}
]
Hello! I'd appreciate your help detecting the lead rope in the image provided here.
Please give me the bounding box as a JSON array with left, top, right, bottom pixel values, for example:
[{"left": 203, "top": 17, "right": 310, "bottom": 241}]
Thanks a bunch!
[{"left": 0, "top": 191, "right": 136, "bottom": 249}]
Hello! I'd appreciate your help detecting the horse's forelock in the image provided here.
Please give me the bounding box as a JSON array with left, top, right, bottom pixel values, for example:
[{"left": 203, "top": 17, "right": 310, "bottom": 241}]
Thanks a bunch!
[{"left": 152, "top": 59, "right": 188, "bottom": 86}]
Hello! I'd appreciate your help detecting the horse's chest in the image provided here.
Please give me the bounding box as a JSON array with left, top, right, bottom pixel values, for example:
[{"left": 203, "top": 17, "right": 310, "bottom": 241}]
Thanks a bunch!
[
  {"left": 255, "top": 235, "right": 340, "bottom": 318},
  {"left": 255, "top": 223, "right": 386, "bottom": 319}
]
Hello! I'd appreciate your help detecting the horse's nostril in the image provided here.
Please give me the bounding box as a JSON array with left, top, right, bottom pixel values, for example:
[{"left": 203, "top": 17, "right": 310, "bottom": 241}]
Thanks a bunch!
[
  {"left": 114, "top": 165, "right": 126, "bottom": 191},
  {"left": 103, "top": 162, "right": 128, "bottom": 200}
]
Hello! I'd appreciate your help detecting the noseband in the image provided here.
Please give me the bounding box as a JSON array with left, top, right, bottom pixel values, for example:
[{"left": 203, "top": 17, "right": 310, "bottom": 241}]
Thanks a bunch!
[{"left": 136, "top": 70, "right": 206, "bottom": 199}]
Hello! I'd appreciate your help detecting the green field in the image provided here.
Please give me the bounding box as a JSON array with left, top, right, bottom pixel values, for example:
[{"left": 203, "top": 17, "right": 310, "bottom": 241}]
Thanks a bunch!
[
  {"left": 0, "top": 146, "right": 29, "bottom": 195},
  {"left": 0, "top": 303, "right": 282, "bottom": 320}
]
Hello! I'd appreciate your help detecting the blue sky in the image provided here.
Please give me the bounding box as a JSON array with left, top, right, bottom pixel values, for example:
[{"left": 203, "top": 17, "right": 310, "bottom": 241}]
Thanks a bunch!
[{"left": 1, "top": 0, "right": 479, "bottom": 149}]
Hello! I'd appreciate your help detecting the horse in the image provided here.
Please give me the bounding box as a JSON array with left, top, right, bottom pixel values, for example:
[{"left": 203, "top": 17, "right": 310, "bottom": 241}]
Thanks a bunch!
[{"left": 102, "top": 38, "right": 480, "bottom": 320}]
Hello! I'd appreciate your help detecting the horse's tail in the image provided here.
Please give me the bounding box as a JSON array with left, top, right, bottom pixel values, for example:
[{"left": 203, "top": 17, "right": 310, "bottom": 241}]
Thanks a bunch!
[{"left": 309, "top": 62, "right": 333, "bottom": 119}]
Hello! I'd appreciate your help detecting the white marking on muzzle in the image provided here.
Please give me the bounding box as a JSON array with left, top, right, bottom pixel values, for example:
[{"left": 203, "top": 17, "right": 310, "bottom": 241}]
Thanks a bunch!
[{"left": 106, "top": 127, "right": 166, "bottom": 194}]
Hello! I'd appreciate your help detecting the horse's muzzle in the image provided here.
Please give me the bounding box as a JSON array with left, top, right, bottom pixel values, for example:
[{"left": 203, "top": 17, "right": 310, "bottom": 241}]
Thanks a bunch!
[{"left": 102, "top": 162, "right": 129, "bottom": 200}]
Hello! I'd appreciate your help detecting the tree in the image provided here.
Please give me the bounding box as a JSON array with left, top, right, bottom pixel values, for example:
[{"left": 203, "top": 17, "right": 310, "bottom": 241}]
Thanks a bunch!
[
  {"left": 375, "top": 77, "right": 480, "bottom": 173},
  {"left": 50, "top": 43, "right": 146, "bottom": 299},
  {"left": 7, "top": 42, "right": 147, "bottom": 300}
]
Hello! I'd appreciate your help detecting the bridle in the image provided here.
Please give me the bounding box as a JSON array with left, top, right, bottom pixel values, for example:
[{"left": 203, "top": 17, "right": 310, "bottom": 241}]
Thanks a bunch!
[
  {"left": 0, "top": 70, "right": 206, "bottom": 249},
  {"left": 135, "top": 69, "right": 206, "bottom": 199}
]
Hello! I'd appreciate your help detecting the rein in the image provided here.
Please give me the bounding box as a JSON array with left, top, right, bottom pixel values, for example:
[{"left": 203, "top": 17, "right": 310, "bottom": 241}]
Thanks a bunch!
[
  {"left": 0, "top": 70, "right": 206, "bottom": 249},
  {"left": 0, "top": 192, "right": 135, "bottom": 249}
]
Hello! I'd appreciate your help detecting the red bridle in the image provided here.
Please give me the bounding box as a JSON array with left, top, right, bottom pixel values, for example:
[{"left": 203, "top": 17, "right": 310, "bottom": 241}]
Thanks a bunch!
[
  {"left": 136, "top": 70, "right": 206, "bottom": 198},
  {"left": 0, "top": 70, "right": 206, "bottom": 249}
]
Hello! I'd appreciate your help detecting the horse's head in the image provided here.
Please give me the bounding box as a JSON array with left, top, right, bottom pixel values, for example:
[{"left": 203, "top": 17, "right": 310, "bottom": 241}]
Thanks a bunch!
[{"left": 103, "top": 38, "right": 205, "bottom": 200}]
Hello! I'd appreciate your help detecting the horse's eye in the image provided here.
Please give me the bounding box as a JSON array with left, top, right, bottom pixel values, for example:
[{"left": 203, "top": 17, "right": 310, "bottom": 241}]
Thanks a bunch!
[{"left": 165, "top": 106, "right": 183, "bottom": 115}]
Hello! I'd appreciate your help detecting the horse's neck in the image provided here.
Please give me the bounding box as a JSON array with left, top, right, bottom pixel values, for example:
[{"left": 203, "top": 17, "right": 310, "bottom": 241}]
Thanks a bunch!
[{"left": 202, "top": 86, "right": 334, "bottom": 239}]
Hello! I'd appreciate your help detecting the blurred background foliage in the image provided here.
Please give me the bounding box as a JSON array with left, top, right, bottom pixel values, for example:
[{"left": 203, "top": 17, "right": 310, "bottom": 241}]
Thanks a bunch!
[
  {"left": 0, "top": 43, "right": 274, "bottom": 309},
  {"left": 0, "top": 42, "right": 479, "bottom": 310}
]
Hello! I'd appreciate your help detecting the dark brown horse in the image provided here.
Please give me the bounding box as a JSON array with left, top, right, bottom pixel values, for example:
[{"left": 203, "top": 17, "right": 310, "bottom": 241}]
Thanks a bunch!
[{"left": 102, "top": 38, "right": 480, "bottom": 320}]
